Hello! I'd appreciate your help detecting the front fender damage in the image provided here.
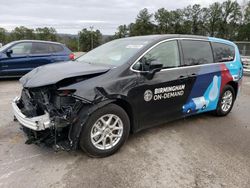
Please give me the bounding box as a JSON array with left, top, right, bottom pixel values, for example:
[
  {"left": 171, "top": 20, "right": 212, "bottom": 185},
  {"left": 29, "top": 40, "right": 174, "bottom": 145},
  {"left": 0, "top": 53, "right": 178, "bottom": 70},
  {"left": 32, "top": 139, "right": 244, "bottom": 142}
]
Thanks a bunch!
[
  {"left": 17, "top": 85, "right": 116, "bottom": 151},
  {"left": 60, "top": 87, "right": 116, "bottom": 150},
  {"left": 69, "top": 99, "right": 116, "bottom": 150},
  {"left": 16, "top": 68, "right": 138, "bottom": 151}
]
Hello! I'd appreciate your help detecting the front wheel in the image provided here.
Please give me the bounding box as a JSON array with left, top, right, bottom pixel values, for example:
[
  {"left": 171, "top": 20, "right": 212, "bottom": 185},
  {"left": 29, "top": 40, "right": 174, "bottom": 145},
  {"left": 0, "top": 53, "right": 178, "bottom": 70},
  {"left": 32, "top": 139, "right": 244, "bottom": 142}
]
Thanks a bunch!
[
  {"left": 214, "top": 85, "right": 235, "bottom": 116},
  {"left": 79, "top": 104, "right": 130, "bottom": 157}
]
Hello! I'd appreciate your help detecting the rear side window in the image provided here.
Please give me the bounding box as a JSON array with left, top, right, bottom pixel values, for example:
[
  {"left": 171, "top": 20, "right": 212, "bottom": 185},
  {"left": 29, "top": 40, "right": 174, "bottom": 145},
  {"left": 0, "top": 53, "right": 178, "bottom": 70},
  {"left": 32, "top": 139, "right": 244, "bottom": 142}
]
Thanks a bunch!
[
  {"left": 181, "top": 40, "right": 214, "bottom": 66},
  {"left": 31, "top": 43, "right": 50, "bottom": 54},
  {"left": 50, "top": 44, "right": 64, "bottom": 53},
  {"left": 212, "top": 43, "right": 235, "bottom": 62}
]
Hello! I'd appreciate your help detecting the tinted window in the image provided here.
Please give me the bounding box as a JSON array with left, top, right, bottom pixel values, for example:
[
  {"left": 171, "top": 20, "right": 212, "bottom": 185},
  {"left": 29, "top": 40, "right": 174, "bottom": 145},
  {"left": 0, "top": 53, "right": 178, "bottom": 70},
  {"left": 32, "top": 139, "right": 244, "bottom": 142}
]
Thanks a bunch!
[
  {"left": 212, "top": 43, "right": 235, "bottom": 62},
  {"left": 133, "top": 40, "right": 180, "bottom": 70},
  {"left": 10, "top": 43, "right": 32, "bottom": 55},
  {"left": 31, "top": 43, "right": 50, "bottom": 54},
  {"left": 50, "top": 44, "right": 64, "bottom": 53},
  {"left": 181, "top": 40, "right": 214, "bottom": 65}
]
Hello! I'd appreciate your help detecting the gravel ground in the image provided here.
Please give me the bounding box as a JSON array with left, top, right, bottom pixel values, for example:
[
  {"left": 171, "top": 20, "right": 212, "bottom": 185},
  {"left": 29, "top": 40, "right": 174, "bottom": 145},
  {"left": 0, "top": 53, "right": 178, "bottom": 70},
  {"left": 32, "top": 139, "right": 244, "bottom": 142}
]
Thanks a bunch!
[{"left": 0, "top": 76, "right": 250, "bottom": 188}]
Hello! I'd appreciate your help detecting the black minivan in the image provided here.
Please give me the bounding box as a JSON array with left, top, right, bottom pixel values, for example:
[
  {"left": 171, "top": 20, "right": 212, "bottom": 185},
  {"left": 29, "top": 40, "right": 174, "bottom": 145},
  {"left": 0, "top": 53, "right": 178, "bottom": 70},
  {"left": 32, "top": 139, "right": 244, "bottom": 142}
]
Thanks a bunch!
[
  {"left": 12, "top": 35, "right": 243, "bottom": 157},
  {"left": 0, "top": 40, "right": 74, "bottom": 77}
]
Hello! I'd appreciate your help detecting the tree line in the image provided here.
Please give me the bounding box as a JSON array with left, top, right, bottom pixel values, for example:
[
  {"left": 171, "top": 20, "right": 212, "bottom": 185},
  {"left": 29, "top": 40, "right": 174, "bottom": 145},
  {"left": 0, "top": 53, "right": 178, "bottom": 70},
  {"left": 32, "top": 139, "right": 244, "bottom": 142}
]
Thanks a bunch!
[
  {"left": 0, "top": 26, "right": 103, "bottom": 52},
  {"left": 114, "top": 0, "right": 250, "bottom": 41},
  {"left": 0, "top": 0, "right": 249, "bottom": 52}
]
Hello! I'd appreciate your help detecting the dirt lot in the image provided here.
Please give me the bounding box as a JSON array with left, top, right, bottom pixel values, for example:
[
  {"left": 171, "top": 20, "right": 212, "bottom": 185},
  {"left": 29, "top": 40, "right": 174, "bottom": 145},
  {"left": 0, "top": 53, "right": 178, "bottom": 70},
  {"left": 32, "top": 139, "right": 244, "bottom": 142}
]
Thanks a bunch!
[{"left": 0, "top": 76, "right": 250, "bottom": 188}]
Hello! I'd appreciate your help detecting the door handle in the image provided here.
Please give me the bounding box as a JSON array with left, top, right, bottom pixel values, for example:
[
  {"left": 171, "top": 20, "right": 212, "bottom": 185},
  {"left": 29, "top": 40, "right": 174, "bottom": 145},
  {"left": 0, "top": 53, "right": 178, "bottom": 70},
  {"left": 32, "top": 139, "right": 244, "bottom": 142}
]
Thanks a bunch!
[
  {"left": 189, "top": 73, "right": 197, "bottom": 77},
  {"left": 178, "top": 75, "right": 188, "bottom": 80}
]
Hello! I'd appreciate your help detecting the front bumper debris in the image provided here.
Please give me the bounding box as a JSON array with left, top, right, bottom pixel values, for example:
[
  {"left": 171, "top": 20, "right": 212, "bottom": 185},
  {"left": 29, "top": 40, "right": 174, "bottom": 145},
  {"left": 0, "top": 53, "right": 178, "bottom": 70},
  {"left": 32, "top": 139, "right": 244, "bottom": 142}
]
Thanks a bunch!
[{"left": 12, "top": 96, "right": 51, "bottom": 131}]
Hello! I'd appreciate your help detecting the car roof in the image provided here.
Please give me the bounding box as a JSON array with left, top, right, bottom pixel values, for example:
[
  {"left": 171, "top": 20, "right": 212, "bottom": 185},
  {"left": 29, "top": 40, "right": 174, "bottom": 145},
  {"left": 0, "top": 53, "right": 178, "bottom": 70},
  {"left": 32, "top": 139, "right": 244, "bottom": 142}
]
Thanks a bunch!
[
  {"left": 12, "top": 40, "right": 64, "bottom": 45},
  {"left": 120, "top": 34, "right": 236, "bottom": 47},
  {"left": 124, "top": 34, "right": 208, "bottom": 41}
]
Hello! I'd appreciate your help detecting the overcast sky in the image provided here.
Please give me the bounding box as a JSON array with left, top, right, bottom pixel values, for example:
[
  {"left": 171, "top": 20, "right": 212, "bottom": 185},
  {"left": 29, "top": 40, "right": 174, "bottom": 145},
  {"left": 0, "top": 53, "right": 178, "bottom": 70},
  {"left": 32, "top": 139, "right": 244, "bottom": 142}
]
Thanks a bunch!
[{"left": 0, "top": 0, "right": 244, "bottom": 35}]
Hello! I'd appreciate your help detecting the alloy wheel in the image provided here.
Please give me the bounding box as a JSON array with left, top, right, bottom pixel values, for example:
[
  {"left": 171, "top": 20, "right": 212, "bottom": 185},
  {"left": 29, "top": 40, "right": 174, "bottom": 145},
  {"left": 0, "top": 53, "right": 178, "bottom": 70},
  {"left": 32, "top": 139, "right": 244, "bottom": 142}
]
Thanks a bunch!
[{"left": 90, "top": 114, "right": 123, "bottom": 150}]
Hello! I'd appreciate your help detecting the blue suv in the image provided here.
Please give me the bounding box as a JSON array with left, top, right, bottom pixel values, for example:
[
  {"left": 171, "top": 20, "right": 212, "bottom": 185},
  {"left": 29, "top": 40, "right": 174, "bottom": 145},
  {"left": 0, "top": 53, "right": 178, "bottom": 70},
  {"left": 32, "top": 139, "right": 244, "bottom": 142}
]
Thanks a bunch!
[{"left": 0, "top": 40, "right": 74, "bottom": 77}]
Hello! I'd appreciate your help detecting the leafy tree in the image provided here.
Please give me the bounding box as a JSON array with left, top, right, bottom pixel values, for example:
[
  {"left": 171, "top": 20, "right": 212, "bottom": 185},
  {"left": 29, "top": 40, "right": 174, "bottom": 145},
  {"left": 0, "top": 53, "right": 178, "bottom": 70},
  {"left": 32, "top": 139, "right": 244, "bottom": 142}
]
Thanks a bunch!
[
  {"left": 129, "top": 8, "right": 155, "bottom": 36},
  {"left": 169, "top": 9, "right": 185, "bottom": 34},
  {"left": 0, "top": 28, "right": 7, "bottom": 44},
  {"left": 58, "top": 35, "right": 78, "bottom": 51},
  {"left": 114, "top": 25, "right": 129, "bottom": 38},
  {"left": 155, "top": 8, "right": 171, "bottom": 34},
  {"left": 10, "top": 26, "right": 35, "bottom": 41},
  {"left": 219, "top": 0, "right": 242, "bottom": 39},
  {"left": 238, "top": 1, "right": 250, "bottom": 40},
  {"left": 244, "top": 1, "right": 250, "bottom": 24},
  {"left": 184, "top": 4, "right": 208, "bottom": 35},
  {"left": 205, "top": 2, "right": 222, "bottom": 36},
  {"left": 79, "top": 28, "right": 102, "bottom": 52},
  {"left": 35, "top": 27, "right": 57, "bottom": 41}
]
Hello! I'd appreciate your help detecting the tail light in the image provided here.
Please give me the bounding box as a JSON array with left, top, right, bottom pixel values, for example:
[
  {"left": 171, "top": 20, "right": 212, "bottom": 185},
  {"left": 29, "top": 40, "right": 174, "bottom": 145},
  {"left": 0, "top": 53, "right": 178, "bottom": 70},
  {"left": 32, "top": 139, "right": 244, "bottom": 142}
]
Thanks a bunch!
[{"left": 69, "top": 53, "right": 75, "bottom": 60}]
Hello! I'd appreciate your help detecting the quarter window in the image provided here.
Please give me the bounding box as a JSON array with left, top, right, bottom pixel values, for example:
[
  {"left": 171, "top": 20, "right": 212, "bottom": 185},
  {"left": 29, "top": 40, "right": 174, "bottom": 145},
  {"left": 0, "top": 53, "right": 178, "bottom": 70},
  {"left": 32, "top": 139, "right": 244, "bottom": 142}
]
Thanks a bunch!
[
  {"left": 212, "top": 43, "right": 235, "bottom": 62},
  {"left": 50, "top": 44, "right": 64, "bottom": 53},
  {"left": 181, "top": 40, "right": 214, "bottom": 66},
  {"left": 10, "top": 43, "right": 32, "bottom": 55},
  {"left": 133, "top": 40, "right": 180, "bottom": 71}
]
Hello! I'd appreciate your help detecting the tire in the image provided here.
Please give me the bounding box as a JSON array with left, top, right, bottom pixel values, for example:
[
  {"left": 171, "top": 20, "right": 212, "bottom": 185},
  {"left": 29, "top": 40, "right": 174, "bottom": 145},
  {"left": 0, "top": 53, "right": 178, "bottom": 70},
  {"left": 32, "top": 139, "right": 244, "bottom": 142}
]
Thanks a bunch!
[
  {"left": 214, "top": 85, "right": 235, "bottom": 116},
  {"left": 79, "top": 103, "right": 130, "bottom": 157}
]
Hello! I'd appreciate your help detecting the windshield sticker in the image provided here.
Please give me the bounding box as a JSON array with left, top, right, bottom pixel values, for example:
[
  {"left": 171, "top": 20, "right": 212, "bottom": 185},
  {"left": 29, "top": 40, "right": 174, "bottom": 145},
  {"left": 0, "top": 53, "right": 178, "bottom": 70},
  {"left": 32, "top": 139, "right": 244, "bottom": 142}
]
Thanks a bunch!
[
  {"left": 126, "top": 45, "right": 144, "bottom": 49},
  {"left": 144, "top": 84, "right": 185, "bottom": 102}
]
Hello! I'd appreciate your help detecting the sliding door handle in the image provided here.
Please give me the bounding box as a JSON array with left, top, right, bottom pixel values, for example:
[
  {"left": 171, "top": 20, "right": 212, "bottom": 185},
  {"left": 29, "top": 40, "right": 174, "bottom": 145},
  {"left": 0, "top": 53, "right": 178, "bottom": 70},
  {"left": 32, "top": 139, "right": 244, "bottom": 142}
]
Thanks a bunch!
[
  {"left": 178, "top": 75, "right": 188, "bottom": 80},
  {"left": 189, "top": 73, "right": 197, "bottom": 77}
]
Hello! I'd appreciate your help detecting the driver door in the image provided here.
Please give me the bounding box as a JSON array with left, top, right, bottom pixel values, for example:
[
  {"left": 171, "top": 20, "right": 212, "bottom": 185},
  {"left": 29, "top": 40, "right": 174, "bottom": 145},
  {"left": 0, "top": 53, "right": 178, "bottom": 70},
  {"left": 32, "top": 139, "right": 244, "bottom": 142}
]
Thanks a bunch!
[
  {"left": 131, "top": 40, "right": 194, "bottom": 129},
  {"left": 1, "top": 42, "right": 32, "bottom": 76}
]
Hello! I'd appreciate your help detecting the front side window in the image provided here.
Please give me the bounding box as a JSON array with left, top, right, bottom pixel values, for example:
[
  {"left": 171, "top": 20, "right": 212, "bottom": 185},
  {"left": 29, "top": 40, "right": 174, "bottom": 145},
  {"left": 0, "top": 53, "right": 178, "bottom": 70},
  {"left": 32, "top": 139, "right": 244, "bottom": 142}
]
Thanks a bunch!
[
  {"left": 181, "top": 40, "right": 214, "bottom": 66},
  {"left": 10, "top": 43, "right": 32, "bottom": 55},
  {"left": 212, "top": 42, "right": 235, "bottom": 62},
  {"left": 133, "top": 40, "right": 180, "bottom": 71}
]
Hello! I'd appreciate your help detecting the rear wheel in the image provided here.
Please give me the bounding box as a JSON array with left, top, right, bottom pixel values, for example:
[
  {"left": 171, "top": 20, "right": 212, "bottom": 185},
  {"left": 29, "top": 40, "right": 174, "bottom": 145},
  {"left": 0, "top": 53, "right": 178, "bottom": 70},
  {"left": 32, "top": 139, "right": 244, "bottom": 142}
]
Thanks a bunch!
[
  {"left": 214, "top": 85, "right": 235, "bottom": 116},
  {"left": 79, "top": 104, "right": 130, "bottom": 157}
]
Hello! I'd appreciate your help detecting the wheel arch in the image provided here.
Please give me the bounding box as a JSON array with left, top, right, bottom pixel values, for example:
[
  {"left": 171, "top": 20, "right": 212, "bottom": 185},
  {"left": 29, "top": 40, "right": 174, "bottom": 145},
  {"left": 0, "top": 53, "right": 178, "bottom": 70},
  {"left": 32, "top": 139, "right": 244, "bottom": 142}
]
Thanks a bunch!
[
  {"left": 226, "top": 81, "right": 238, "bottom": 97},
  {"left": 112, "top": 99, "right": 137, "bottom": 133}
]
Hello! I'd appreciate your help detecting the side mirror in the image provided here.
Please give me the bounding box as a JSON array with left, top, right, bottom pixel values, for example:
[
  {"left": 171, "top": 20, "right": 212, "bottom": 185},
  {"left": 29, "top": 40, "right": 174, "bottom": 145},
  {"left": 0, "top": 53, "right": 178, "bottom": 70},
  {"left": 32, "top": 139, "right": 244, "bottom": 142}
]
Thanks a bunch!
[
  {"left": 6, "top": 49, "right": 13, "bottom": 57},
  {"left": 141, "top": 60, "right": 163, "bottom": 80},
  {"left": 149, "top": 61, "right": 163, "bottom": 72}
]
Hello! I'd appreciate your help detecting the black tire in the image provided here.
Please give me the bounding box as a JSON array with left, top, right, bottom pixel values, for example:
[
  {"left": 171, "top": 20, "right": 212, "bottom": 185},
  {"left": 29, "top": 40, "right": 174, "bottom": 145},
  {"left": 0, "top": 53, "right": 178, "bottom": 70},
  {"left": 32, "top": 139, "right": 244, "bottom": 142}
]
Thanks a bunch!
[
  {"left": 79, "top": 103, "right": 130, "bottom": 158},
  {"left": 214, "top": 85, "right": 235, "bottom": 116}
]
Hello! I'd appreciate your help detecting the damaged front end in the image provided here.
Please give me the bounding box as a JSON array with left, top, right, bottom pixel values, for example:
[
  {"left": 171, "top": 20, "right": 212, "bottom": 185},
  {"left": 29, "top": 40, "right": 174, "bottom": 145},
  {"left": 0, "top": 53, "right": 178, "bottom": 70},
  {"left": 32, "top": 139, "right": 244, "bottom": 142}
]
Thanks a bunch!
[{"left": 12, "top": 86, "right": 86, "bottom": 150}]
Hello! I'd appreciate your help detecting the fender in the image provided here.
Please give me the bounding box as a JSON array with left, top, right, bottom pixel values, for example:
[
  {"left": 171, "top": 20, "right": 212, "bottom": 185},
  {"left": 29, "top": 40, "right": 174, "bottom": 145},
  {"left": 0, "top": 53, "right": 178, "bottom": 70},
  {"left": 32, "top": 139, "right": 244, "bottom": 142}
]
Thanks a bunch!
[{"left": 69, "top": 99, "right": 116, "bottom": 149}]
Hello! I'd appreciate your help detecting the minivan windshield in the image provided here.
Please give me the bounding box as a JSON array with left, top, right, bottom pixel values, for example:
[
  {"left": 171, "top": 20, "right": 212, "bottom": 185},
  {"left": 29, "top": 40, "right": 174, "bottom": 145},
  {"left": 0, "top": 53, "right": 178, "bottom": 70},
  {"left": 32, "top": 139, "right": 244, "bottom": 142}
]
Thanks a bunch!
[{"left": 76, "top": 38, "right": 151, "bottom": 66}]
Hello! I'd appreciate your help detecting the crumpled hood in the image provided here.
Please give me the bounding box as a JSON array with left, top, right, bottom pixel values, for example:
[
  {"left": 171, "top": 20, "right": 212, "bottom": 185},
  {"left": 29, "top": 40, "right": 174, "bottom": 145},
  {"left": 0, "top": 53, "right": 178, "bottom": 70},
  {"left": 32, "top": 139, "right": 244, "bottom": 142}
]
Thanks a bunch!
[{"left": 20, "top": 61, "right": 110, "bottom": 88}]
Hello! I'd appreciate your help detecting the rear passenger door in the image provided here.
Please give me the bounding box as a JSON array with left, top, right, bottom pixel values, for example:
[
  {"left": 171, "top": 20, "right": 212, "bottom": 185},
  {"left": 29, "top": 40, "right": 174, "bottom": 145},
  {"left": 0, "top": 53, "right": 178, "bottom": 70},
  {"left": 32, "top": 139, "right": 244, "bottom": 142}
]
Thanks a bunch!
[
  {"left": 29, "top": 42, "right": 53, "bottom": 68},
  {"left": 180, "top": 39, "right": 221, "bottom": 114}
]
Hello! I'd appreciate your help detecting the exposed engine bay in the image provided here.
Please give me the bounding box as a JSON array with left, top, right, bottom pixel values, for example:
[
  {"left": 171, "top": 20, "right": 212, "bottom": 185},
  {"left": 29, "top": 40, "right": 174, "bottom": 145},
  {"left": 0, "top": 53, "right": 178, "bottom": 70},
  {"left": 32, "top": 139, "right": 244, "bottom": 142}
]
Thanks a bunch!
[
  {"left": 16, "top": 86, "right": 84, "bottom": 150},
  {"left": 12, "top": 60, "right": 118, "bottom": 151}
]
